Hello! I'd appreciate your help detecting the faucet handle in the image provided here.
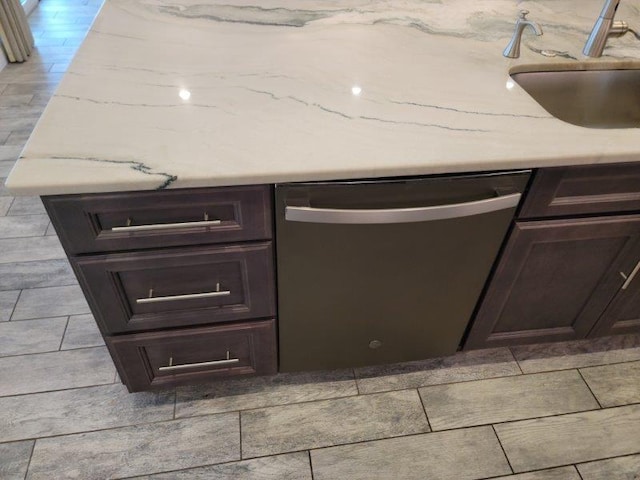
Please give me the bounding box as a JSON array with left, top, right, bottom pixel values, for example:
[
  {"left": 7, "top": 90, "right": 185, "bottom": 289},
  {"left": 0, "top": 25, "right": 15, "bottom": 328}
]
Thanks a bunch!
[{"left": 518, "top": 10, "right": 530, "bottom": 19}]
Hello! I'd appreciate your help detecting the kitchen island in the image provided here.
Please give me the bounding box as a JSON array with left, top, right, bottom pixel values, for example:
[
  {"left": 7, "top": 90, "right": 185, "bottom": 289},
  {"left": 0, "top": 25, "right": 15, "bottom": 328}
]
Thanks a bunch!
[{"left": 5, "top": 0, "right": 640, "bottom": 392}]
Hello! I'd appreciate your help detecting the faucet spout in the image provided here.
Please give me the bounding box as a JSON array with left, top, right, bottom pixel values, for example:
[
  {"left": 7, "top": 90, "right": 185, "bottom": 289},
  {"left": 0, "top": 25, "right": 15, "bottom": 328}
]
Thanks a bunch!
[
  {"left": 503, "top": 10, "right": 543, "bottom": 59},
  {"left": 583, "top": 0, "right": 628, "bottom": 57}
]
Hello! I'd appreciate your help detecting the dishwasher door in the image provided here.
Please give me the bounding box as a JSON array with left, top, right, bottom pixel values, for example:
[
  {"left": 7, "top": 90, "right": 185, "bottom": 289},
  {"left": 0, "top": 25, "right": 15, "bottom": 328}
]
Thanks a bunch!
[{"left": 275, "top": 171, "right": 530, "bottom": 371}]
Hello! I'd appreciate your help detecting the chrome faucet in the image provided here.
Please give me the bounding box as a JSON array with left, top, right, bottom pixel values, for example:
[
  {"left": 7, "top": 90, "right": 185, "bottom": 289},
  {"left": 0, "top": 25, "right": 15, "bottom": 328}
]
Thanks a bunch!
[
  {"left": 503, "top": 10, "right": 543, "bottom": 58},
  {"left": 583, "top": 0, "right": 629, "bottom": 57}
]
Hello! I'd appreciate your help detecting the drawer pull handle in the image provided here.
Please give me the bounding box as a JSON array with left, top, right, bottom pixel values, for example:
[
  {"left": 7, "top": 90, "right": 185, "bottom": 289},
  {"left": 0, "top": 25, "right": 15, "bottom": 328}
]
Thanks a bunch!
[
  {"left": 111, "top": 213, "right": 221, "bottom": 232},
  {"left": 158, "top": 351, "right": 240, "bottom": 372},
  {"left": 137, "top": 284, "right": 231, "bottom": 304},
  {"left": 621, "top": 259, "right": 640, "bottom": 290}
]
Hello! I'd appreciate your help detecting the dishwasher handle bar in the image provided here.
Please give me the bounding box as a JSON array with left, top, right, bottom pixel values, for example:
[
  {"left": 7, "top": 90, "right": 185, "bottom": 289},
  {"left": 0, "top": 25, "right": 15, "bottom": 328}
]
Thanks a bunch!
[{"left": 285, "top": 192, "right": 521, "bottom": 224}]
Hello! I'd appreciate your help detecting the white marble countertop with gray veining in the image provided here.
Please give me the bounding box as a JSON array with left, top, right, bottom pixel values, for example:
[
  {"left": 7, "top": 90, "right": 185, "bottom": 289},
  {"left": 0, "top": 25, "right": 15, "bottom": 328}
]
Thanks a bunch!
[{"left": 6, "top": 0, "right": 640, "bottom": 195}]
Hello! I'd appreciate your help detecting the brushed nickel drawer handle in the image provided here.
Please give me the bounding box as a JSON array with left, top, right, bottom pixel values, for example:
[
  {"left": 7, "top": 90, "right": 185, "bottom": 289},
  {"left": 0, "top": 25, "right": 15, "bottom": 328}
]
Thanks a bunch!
[
  {"left": 137, "top": 284, "right": 231, "bottom": 304},
  {"left": 158, "top": 352, "right": 240, "bottom": 372},
  {"left": 285, "top": 193, "right": 521, "bottom": 224},
  {"left": 621, "top": 259, "right": 640, "bottom": 290},
  {"left": 111, "top": 213, "right": 221, "bottom": 232}
]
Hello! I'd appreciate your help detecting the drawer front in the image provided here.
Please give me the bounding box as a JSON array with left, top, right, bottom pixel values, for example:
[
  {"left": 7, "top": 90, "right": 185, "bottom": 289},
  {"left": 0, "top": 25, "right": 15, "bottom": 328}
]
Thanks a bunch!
[
  {"left": 520, "top": 163, "right": 640, "bottom": 219},
  {"left": 106, "top": 319, "right": 277, "bottom": 392},
  {"left": 44, "top": 185, "right": 272, "bottom": 254},
  {"left": 74, "top": 243, "right": 275, "bottom": 334}
]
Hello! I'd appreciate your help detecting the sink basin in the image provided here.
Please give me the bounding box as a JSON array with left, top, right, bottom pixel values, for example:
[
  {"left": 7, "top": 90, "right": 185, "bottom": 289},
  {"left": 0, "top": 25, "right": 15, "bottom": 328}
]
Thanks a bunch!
[{"left": 511, "top": 66, "right": 640, "bottom": 128}]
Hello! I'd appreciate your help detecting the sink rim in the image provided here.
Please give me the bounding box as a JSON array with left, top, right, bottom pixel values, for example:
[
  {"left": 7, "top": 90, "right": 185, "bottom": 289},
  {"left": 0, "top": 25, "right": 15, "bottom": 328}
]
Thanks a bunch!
[{"left": 509, "top": 60, "right": 640, "bottom": 76}]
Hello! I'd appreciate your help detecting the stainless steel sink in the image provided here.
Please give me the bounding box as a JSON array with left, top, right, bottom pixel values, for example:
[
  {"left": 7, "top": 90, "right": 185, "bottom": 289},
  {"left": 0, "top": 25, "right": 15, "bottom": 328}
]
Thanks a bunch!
[{"left": 511, "top": 66, "right": 640, "bottom": 128}]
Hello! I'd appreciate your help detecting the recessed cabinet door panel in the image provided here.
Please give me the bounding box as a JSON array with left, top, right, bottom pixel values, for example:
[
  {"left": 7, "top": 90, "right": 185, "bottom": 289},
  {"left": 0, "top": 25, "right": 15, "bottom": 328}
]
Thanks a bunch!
[
  {"left": 73, "top": 243, "right": 275, "bottom": 334},
  {"left": 43, "top": 185, "right": 272, "bottom": 254},
  {"left": 106, "top": 320, "right": 277, "bottom": 392},
  {"left": 465, "top": 215, "right": 640, "bottom": 349}
]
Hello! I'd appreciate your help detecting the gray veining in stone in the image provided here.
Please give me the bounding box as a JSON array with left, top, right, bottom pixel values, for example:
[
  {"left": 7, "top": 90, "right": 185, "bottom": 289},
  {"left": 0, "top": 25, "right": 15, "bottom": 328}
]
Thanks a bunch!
[
  {"left": 511, "top": 335, "right": 640, "bottom": 373},
  {"left": 176, "top": 370, "right": 357, "bottom": 417},
  {"left": 0, "top": 214, "right": 50, "bottom": 238},
  {"left": 355, "top": 347, "right": 521, "bottom": 394},
  {"left": 0, "top": 440, "right": 34, "bottom": 480},
  {"left": 0, "top": 289, "right": 20, "bottom": 321},
  {"left": 577, "top": 454, "right": 640, "bottom": 480},
  {"left": 60, "top": 313, "right": 104, "bottom": 350},
  {"left": 11, "top": 284, "right": 90, "bottom": 320},
  {"left": 27, "top": 414, "right": 240, "bottom": 479},
  {"left": 241, "top": 389, "right": 429, "bottom": 458},
  {"left": 0, "top": 316, "right": 67, "bottom": 357},
  {"left": 0, "top": 346, "right": 115, "bottom": 397},
  {"left": 492, "top": 466, "right": 582, "bottom": 480},
  {"left": 133, "top": 452, "right": 312, "bottom": 480},
  {"left": 0, "top": 236, "right": 65, "bottom": 265},
  {"left": 419, "top": 370, "right": 599, "bottom": 430},
  {"left": 495, "top": 404, "right": 640, "bottom": 472},
  {"left": 0, "top": 383, "right": 174, "bottom": 443},
  {"left": 0, "top": 258, "right": 77, "bottom": 290},
  {"left": 311, "top": 426, "right": 511, "bottom": 480},
  {"left": 580, "top": 361, "right": 640, "bottom": 407}
]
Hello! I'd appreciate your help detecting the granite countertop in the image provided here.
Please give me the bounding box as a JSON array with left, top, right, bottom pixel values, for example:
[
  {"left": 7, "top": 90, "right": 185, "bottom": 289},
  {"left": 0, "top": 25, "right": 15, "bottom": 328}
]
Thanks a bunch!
[{"left": 6, "top": 0, "right": 640, "bottom": 195}]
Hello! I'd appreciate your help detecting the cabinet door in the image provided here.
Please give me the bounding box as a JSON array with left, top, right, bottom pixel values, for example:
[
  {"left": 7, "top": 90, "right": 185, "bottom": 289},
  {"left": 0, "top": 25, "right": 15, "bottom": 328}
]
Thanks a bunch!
[
  {"left": 590, "top": 243, "right": 640, "bottom": 337},
  {"left": 465, "top": 215, "right": 640, "bottom": 349}
]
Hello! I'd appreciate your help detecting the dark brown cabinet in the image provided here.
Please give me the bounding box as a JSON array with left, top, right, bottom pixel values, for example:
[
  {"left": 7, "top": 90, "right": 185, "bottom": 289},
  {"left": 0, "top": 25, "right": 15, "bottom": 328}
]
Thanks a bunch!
[
  {"left": 44, "top": 185, "right": 276, "bottom": 392},
  {"left": 466, "top": 163, "right": 640, "bottom": 349}
]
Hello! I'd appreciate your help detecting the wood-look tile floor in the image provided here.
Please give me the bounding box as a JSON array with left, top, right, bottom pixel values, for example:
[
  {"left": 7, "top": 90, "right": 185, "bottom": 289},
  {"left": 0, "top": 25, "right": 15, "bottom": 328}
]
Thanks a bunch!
[{"left": 1, "top": 1, "right": 640, "bottom": 478}]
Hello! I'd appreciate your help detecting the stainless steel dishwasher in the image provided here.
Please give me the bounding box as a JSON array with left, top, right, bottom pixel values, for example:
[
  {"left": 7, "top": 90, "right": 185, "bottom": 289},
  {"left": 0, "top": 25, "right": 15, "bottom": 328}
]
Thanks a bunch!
[{"left": 275, "top": 171, "right": 531, "bottom": 371}]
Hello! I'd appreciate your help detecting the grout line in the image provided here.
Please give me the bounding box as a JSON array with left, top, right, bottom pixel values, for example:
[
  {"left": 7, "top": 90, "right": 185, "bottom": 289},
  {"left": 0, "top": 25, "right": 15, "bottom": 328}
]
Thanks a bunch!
[
  {"left": 508, "top": 346, "right": 525, "bottom": 375},
  {"left": 574, "top": 464, "right": 585, "bottom": 480},
  {"left": 238, "top": 411, "right": 244, "bottom": 460},
  {"left": 416, "top": 388, "right": 433, "bottom": 432},
  {"left": 308, "top": 450, "right": 315, "bottom": 480},
  {"left": 8, "top": 289, "right": 23, "bottom": 321},
  {"left": 58, "top": 315, "right": 71, "bottom": 351},
  {"left": 172, "top": 388, "right": 177, "bottom": 420},
  {"left": 577, "top": 368, "right": 604, "bottom": 409},
  {"left": 24, "top": 438, "right": 36, "bottom": 480},
  {"left": 491, "top": 424, "right": 514, "bottom": 475}
]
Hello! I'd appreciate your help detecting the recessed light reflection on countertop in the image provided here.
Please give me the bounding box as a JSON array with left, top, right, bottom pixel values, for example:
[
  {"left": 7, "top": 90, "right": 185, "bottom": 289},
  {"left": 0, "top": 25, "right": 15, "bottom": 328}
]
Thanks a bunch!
[
  {"left": 506, "top": 78, "right": 515, "bottom": 90},
  {"left": 351, "top": 85, "right": 362, "bottom": 96},
  {"left": 179, "top": 89, "right": 191, "bottom": 100}
]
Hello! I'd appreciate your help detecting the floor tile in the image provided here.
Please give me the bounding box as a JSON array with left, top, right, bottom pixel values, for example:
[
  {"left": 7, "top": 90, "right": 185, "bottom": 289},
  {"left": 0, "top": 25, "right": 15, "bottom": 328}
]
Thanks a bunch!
[
  {"left": 11, "top": 284, "right": 89, "bottom": 320},
  {"left": 492, "top": 466, "right": 581, "bottom": 480},
  {"left": 419, "top": 370, "right": 599, "bottom": 430},
  {"left": 7, "top": 196, "right": 46, "bottom": 215},
  {"left": 0, "top": 215, "right": 49, "bottom": 238},
  {"left": 60, "top": 313, "right": 104, "bottom": 350},
  {"left": 0, "top": 177, "right": 8, "bottom": 195},
  {"left": 0, "top": 236, "right": 65, "bottom": 264},
  {"left": 355, "top": 347, "right": 521, "bottom": 394},
  {"left": 0, "top": 383, "right": 174, "bottom": 443},
  {"left": 175, "top": 370, "right": 357, "bottom": 417},
  {"left": 0, "top": 145, "right": 21, "bottom": 162},
  {"left": 1, "top": 81, "right": 59, "bottom": 96},
  {"left": 580, "top": 361, "right": 640, "bottom": 407},
  {"left": 0, "top": 290, "right": 20, "bottom": 321},
  {"left": 0, "top": 159, "right": 16, "bottom": 176},
  {"left": 4, "top": 130, "right": 32, "bottom": 146},
  {"left": 577, "top": 454, "right": 640, "bottom": 480},
  {"left": 0, "top": 130, "right": 9, "bottom": 144},
  {"left": 0, "top": 196, "right": 13, "bottom": 215},
  {"left": 0, "top": 440, "right": 34, "bottom": 480},
  {"left": 45, "top": 221, "right": 56, "bottom": 235},
  {"left": 511, "top": 334, "right": 640, "bottom": 373},
  {"left": 0, "top": 258, "right": 77, "bottom": 290},
  {"left": 495, "top": 404, "right": 640, "bottom": 472},
  {"left": 0, "top": 316, "right": 67, "bottom": 357},
  {"left": 133, "top": 452, "right": 312, "bottom": 480},
  {"left": 0, "top": 94, "right": 34, "bottom": 107},
  {"left": 310, "top": 426, "right": 511, "bottom": 480},
  {"left": 0, "top": 346, "right": 114, "bottom": 397},
  {"left": 27, "top": 414, "right": 240, "bottom": 480},
  {"left": 241, "top": 389, "right": 429, "bottom": 458}
]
